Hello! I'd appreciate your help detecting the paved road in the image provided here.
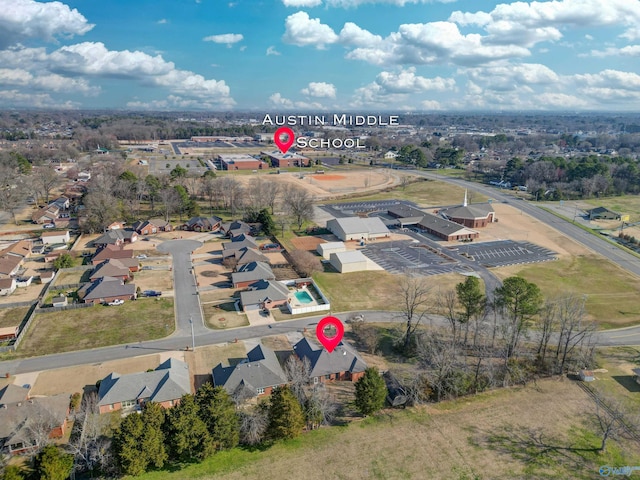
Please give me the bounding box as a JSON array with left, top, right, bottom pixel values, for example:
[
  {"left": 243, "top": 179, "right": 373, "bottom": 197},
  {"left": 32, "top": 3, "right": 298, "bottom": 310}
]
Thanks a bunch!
[{"left": 417, "top": 171, "right": 640, "bottom": 278}]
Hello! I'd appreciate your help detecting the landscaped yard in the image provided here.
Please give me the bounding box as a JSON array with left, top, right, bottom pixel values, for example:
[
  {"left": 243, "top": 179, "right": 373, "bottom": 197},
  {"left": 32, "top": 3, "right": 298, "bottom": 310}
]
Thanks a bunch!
[
  {"left": 494, "top": 255, "right": 640, "bottom": 328},
  {"left": 17, "top": 298, "right": 176, "bottom": 357},
  {"left": 132, "top": 378, "right": 639, "bottom": 480},
  {"left": 202, "top": 302, "right": 248, "bottom": 329},
  {"left": 0, "top": 306, "right": 30, "bottom": 328}
]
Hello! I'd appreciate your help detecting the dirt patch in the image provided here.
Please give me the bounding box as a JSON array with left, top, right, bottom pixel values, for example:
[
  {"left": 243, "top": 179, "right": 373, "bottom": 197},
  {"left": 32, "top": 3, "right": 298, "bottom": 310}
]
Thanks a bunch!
[
  {"left": 311, "top": 174, "right": 346, "bottom": 181},
  {"left": 290, "top": 236, "right": 326, "bottom": 251},
  {"left": 0, "top": 283, "right": 44, "bottom": 305},
  {"left": 133, "top": 269, "right": 173, "bottom": 292},
  {"left": 262, "top": 251, "right": 288, "bottom": 265},
  {"left": 194, "top": 262, "right": 229, "bottom": 288}
]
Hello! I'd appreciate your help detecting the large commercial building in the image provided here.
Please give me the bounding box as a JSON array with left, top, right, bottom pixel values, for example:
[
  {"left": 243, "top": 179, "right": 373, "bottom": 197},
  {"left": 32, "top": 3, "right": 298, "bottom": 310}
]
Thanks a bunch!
[
  {"left": 261, "top": 150, "right": 310, "bottom": 168},
  {"left": 218, "top": 154, "right": 268, "bottom": 171}
]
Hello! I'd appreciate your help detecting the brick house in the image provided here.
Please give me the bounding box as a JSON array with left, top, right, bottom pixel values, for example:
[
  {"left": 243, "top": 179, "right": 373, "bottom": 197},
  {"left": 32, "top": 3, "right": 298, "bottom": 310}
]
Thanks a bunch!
[
  {"left": 231, "top": 261, "right": 275, "bottom": 288},
  {"left": 89, "top": 259, "right": 133, "bottom": 282},
  {"left": 239, "top": 279, "right": 289, "bottom": 312},
  {"left": 91, "top": 244, "right": 135, "bottom": 266},
  {"left": 292, "top": 337, "right": 367, "bottom": 384},
  {"left": 182, "top": 216, "right": 222, "bottom": 232},
  {"left": 78, "top": 276, "right": 136, "bottom": 304},
  {"left": 132, "top": 218, "right": 173, "bottom": 235}
]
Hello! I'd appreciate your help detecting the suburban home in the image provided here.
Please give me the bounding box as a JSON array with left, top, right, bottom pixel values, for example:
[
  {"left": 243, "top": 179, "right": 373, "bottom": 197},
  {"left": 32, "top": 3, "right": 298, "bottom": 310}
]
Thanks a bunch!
[
  {"left": 132, "top": 218, "right": 173, "bottom": 235},
  {"left": 326, "top": 217, "right": 390, "bottom": 242},
  {"left": 0, "top": 240, "right": 32, "bottom": 276},
  {"left": 93, "top": 229, "right": 138, "bottom": 247},
  {"left": 40, "top": 230, "right": 70, "bottom": 245},
  {"left": 438, "top": 192, "right": 496, "bottom": 228},
  {"left": 212, "top": 344, "right": 288, "bottom": 399},
  {"left": 106, "top": 221, "right": 126, "bottom": 230},
  {"left": 292, "top": 337, "right": 367, "bottom": 384},
  {"left": 317, "top": 241, "right": 346, "bottom": 259},
  {"left": 0, "top": 240, "right": 32, "bottom": 259},
  {"left": 49, "top": 196, "right": 70, "bottom": 210},
  {"left": 90, "top": 258, "right": 132, "bottom": 282},
  {"left": 223, "top": 247, "right": 269, "bottom": 267},
  {"left": 329, "top": 250, "right": 369, "bottom": 273},
  {"left": 220, "top": 220, "right": 252, "bottom": 238},
  {"left": 91, "top": 244, "right": 134, "bottom": 266},
  {"left": 78, "top": 276, "right": 136, "bottom": 305},
  {"left": 0, "top": 278, "right": 17, "bottom": 296},
  {"left": 0, "top": 325, "right": 18, "bottom": 340},
  {"left": 182, "top": 216, "right": 222, "bottom": 232},
  {"left": 239, "top": 279, "right": 289, "bottom": 311},
  {"left": 222, "top": 233, "right": 258, "bottom": 251},
  {"left": 0, "top": 386, "right": 70, "bottom": 456},
  {"left": 97, "top": 358, "right": 191, "bottom": 414},
  {"left": 31, "top": 205, "right": 59, "bottom": 224},
  {"left": 231, "top": 261, "right": 275, "bottom": 288},
  {"left": 587, "top": 207, "right": 621, "bottom": 221},
  {"left": 384, "top": 150, "right": 398, "bottom": 159}
]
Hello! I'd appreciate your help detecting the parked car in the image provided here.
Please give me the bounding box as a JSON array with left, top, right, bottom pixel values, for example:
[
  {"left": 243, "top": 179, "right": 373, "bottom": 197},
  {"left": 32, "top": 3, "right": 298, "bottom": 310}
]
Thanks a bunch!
[
  {"left": 107, "top": 299, "right": 124, "bottom": 306},
  {"left": 43, "top": 223, "right": 55, "bottom": 229},
  {"left": 143, "top": 290, "right": 161, "bottom": 297},
  {"left": 136, "top": 254, "right": 148, "bottom": 259}
]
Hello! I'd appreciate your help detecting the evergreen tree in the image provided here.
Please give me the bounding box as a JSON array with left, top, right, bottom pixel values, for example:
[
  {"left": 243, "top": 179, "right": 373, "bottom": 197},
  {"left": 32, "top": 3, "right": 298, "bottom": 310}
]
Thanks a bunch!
[
  {"left": 195, "top": 383, "right": 240, "bottom": 451},
  {"left": 33, "top": 445, "right": 74, "bottom": 480},
  {"left": 113, "top": 411, "right": 148, "bottom": 476},
  {"left": 354, "top": 367, "right": 387, "bottom": 416},
  {"left": 267, "top": 386, "right": 305, "bottom": 441},
  {"left": 164, "top": 394, "right": 213, "bottom": 461},
  {"left": 140, "top": 402, "right": 168, "bottom": 470},
  {"left": 256, "top": 208, "right": 276, "bottom": 236},
  {"left": 2, "top": 465, "right": 24, "bottom": 480}
]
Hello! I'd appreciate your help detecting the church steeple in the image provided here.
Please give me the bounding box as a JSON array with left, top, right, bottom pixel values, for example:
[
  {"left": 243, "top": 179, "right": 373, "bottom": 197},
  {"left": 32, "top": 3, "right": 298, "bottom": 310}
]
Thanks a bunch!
[{"left": 463, "top": 189, "right": 468, "bottom": 207}]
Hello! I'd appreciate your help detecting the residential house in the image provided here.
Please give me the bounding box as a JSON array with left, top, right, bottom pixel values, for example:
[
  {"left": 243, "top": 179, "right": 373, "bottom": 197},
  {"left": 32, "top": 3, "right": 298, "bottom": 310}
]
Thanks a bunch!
[
  {"left": 78, "top": 276, "right": 136, "bottom": 305},
  {"left": 326, "top": 217, "right": 390, "bottom": 242},
  {"left": 107, "top": 221, "right": 126, "bottom": 230},
  {"left": 212, "top": 344, "right": 288, "bottom": 399},
  {"left": 0, "top": 326, "right": 18, "bottom": 341},
  {"left": 220, "top": 220, "right": 252, "bottom": 238},
  {"left": 231, "top": 261, "right": 275, "bottom": 288},
  {"left": 0, "top": 278, "right": 17, "bottom": 296},
  {"left": 91, "top": 244, "right": 134, "bottom": 266},
  {"left": 31, "top": 205, "right": 59, "bottom": 224},
  {"left": 239, "top": 279, "right": 289, "bottom": 311},
  {"left": 222, "top": 233, "right": 258, "bottom": 251},
  {"left": 49, "top": 196, "right": 70, "bottom": 210},
  {"left": 292, "top": 337, "right": 367, "bottom": 384},
  {"left": 93, "top": 229, "right": 138, "bottom": 247},
  {"left": 132, "top": 218, "right": 173, "bottom": 235},
  {"left": 97, "top": 358, "right": 191, "bottom": 414},
  {"left": 0, "top": 386, "right": 70, "bottom": 456},
  {"left": 89, "top": 259, "right": 132, "bottom": 282},
  {"left": 222, "top": 247, "right": 269, "bottom": 267},
  {"left": 182, "top": 216, "right": 222, "bottom": 232},
  {"left": 40, "top": 230, "right": 70, "bottom": 245}
]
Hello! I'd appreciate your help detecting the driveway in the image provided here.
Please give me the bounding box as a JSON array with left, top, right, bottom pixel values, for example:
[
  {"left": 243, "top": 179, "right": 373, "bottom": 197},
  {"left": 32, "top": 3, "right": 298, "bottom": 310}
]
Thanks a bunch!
[{"left": 246, "top": 308, "right": 275, "bottom": 326}]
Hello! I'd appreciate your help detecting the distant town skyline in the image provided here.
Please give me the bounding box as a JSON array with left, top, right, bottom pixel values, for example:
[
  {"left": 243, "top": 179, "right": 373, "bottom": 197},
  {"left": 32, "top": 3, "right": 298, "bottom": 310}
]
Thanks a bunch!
[{"left": 1, "top": 0, "right": 640, "bottom": 112}]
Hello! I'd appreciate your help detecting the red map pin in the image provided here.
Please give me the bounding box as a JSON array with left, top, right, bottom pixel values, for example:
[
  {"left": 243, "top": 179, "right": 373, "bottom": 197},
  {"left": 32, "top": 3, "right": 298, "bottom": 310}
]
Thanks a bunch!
[
  {"left": 274, "top": 127, "right": 295, "bottom": 154},
  {"left": 315, "top": 316, "right": 344, "bottom": 353}
]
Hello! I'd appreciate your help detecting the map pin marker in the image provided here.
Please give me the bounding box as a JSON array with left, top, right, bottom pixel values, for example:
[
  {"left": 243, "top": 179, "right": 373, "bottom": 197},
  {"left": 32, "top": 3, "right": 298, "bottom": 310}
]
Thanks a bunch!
[
  {"left": 316, "top": 316, "right": 344, "bottom": 353},
  {"left": 274, "top": 127, "right": 295, "bottom": 154}
]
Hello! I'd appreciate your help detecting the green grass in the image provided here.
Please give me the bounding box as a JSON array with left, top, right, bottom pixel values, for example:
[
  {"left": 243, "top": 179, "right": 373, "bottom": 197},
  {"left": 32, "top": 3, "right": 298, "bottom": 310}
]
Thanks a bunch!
[
  {"left": 582, "top": 195, "right": 640, "bottom": 223},
  {"left": 591, "top": 347, "right": 640, "bottom": 411},
  {"left": 17, "top": 298, "right": 176, "bottom": 357},
  {"left": 0, "top": 307, "right": 30, "bottom": 328},
  {"left": 494, "top": 255, "right": 640, "bottom": 328},
  {"left": 313, "top": 271, "right": 404, "bottom": 312}
]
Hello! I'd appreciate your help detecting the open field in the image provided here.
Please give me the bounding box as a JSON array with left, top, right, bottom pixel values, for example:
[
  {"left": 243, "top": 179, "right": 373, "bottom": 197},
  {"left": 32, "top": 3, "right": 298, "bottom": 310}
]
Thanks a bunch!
[
  {"left": 313, "top": 271, "right": 471, "bottom": 313},
  {"left": 494, "top": 255, "right": 640, "bottom": 328},
  {"left": 17, "top": 298, "right": 175, "bottom": 357},
  {"left": 0, "top": 307, "right": 30, "bottom": 328},
  {"left": 0, "top": 282, "right": 44, "bottom": 305},
  {"left": 582, "top": 195, "right": 640, "bottom": 223},
  {"left": 133, "top": 268, "right": 174, "bottom": 292},
  {"left": 133, "top": 378, "right": 639, "bottom": 480},
  {"left": 590, "top": 347, "right": 640, "bottom": 412},
  {"left": 53, "top": 268, "right": 90, "bottom": 286}
]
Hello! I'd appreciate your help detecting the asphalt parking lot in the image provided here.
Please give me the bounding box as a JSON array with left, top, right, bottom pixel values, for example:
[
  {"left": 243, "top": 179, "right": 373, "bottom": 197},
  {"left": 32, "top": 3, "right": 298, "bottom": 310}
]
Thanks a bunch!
[
  {"left": 361, "top": 240, "right": 472, "bottom": 276},
  {"left": 321, "top": 199, "right": 417, "bottom": 218},
  {"left": 460, "top": 240, "right": 556, "bottom": 267}
]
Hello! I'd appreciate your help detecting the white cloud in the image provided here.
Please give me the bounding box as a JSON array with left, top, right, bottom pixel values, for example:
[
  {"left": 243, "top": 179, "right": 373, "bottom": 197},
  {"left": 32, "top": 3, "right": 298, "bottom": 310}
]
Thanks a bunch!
[
  {"left": 0, "top": 89, "right": 79, "bottom": 109},
  {"left": 282, "top": 0, "right": 323, "bottom": 6},
  {"left": 203, "top": 33, "right": 244, "bottom": 46},
  {"left": 266, "top": 46, "right": 281, "bottom": 56},
  {"left": 157, "top": 19, "right": 168, "bottom": 24},
  {"left": 326, "top": 0, "right": 458, "bottom": 6},
  {"left": 375, "top": 67, "right": 455, "bottom": 93},
  {"left": 421, "top": 100, "right": 443, "bottom": 110},
  {"left": 338, "top": 22, "right": 383, "bottom": 47},
  {"left": 268, "top": 92, "right": 325, "bottom": 110},
  {"left": 282, "top": 11, "right": 339, "bottom": 49},
  {"left": 463, "top": 63, "right": 559, "bottom": 92},
  {"left": 0, "top": 0, "right": 93, "bottom": 49},
  {"left": 0, "top": 68, "right": 98, "bottom": 94},
  {"left": 301, "top": 81, "right": 337, "bottom": 98},
  {"left": 587, "top": 45, "right": 640, "bottom": 57}
]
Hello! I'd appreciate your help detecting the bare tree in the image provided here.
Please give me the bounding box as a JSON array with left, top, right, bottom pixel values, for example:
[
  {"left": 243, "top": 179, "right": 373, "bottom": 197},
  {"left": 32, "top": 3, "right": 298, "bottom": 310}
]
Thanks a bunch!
[
  {"left": 283, "top": 185, "right": 314, "bottom": 230},
  {"left": 592, "top": 396, "right": 632, "bottom": 452},
  {"left": 218, "top": 176, "right": 244, "bottom": 216},
  {"left": 305, "top": 387, "right": 337, "bottom": 430},
  {"left": 284, "top": 355, "right": 311, "bottom": 405},
  {"left": 31, "top": 165, "right": 59, "bottom": 205},
  {"left": 158, "top": 186, "right": 181, "bottom": 222},
  {"left": 416, "top": 332, "right": 459, "bottom": 401},
  {"left": 0, "top": 164, "right": 26, "bottom": 225},
  {"left": 239, "top": 405, "right": 269, "bottom": 446},
  {"left": 398, "top": 273, "right": 433, "bottom": 351},
  {"left": 80, "top": 173, "right": 119, "bottom": 232},
  {"left": 437, "top": 288, "right": 459, "bottom": 347},
  {"left": 288, "top": 249, "right": 322, "bottom": 277},
  {"left": 553, "top": 295, "right": 597, "bottom": 374},
  {"left": 350, "top": 318, "right": 380, "bottom": 354}
]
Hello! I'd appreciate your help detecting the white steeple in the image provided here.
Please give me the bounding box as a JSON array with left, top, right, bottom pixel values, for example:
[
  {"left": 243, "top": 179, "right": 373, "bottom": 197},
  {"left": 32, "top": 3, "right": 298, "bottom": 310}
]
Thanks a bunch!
[{"left": 463, "top": 189, "right": 468, "bottom": 207}]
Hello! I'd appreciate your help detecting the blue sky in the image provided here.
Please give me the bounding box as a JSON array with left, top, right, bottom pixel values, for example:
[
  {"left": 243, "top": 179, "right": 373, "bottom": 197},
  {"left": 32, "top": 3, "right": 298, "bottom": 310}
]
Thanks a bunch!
[{"left": 1, "top": 0, "right": 640, "bottom": 111}]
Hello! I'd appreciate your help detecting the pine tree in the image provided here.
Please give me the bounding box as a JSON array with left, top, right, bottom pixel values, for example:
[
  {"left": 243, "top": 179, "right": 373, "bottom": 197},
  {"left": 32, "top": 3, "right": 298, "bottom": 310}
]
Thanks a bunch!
[
  {"left": 267, "top": 386, "right": 305, "bottom": 440},
  {"left": 354, "top": 367, "right": 387, "bottom": 416},
  {"left": 164, "top": 394, "right": 213, "bottom": 461},
  {"left": 113, "top": 411, "right": 148, "bottom": 476},
  {"left": 141, "top": 402, "right": 168, "bottom": 470},
  {"left": 33, "top": 445, "right": 74, "bottom": 480},
  {"left": 195, "top": 383, "right": 240, "bottom": 451}
]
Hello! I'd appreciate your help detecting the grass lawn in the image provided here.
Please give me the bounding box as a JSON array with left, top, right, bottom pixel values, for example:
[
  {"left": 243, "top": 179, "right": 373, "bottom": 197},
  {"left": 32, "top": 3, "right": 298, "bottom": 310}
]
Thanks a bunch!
[
  {"left": 591, "top": 347, "right": 640, "bottom": 412},
  {"left": 582, "top": 195, "right": 640, "bottom": 223},
  {"left": 326, "top": 177, "right": 488, "bottom": 207},
  {"left": 17, "top": 298, "right": 176, "bottom": 357},
  {"left": 493, "top": 255, "right": 640, "bottom": 328},
  {"left": 53, "top": 269, "right": 90, "bottom": 286},
  {"left": 0, "top": 307, "right": 30, "bottom": 328},
  {"left": 132, "top": 378, "right": 639, "bottom": 480},
  {"left": 203, "top": 302, "right": 248, "bottom": 329}
]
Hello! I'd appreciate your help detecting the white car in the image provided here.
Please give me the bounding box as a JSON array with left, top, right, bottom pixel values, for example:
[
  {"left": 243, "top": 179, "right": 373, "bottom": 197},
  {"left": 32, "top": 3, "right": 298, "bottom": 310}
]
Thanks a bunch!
[
  {"left": 136, "top": 254, "right": 148, "bottom": 259},
  {"left": 43, "top": 223, "right": 55, "bottom": 229},
  {"left": 107, "top": 299, "right": 124, "bottom": 306}
]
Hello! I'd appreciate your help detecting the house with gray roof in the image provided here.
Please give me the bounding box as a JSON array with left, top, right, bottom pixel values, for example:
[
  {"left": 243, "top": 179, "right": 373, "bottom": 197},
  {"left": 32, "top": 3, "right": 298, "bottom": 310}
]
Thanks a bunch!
[
  {"left": 93, "top": 229, "right": 138, "bottom": 247},
  {"left": 222, "top": 247, "right": 269, "bottom": 267},
  {"left": 220, "top": 220, "right": 252, "bottom": 238},
  {"left": 326, "top": 217, "right": 390, "bottom": 242},
  {"left": 292, "top": 337, "right": 367, "bottom": 384},
  {"left": 89, "top": 258, "right": 131, "bottom": 282},
  {"left": 78, "top": 276, "right": 136, "bottom": 305},
  {"left": 416, "top": 213, "right": 479, "bottom": 241},
  {"left": 212, "top": 344, "right": 287, "bottom": 399},
  {"left": 222, "top": 234, "right": 258, "bottom": 252},
  {"left": 182, "top": 216, "right": 222, "bottom": 232},
  {"left": 239, "top": 279, "right": 289, "bottom": 311},
  {"left": 231, "top": 261, "right": 275, "bottom": 288},
  {"left": 97, "top": 358, "right": 191, "bottom": 414}
]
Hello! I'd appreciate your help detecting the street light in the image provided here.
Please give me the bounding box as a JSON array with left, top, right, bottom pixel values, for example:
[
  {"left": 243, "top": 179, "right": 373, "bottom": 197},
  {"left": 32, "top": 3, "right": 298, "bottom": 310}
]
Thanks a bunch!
[{"left": 189, "top": 315, "right": 195, "bottom": 351}]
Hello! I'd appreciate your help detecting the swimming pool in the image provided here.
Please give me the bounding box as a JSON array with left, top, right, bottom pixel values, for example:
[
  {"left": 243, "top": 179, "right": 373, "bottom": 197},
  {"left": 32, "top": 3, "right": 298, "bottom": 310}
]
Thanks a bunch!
[{"left": 294, "top": 290, "right": 313, "bottom": 304}]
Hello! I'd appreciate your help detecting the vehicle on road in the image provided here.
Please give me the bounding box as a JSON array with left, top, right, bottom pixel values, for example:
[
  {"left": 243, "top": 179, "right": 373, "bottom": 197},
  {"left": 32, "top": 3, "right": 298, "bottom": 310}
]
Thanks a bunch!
[
  {"left": 106, "top": 299, "right": 124, "bottom": 306},
  {"left": 136, "top": 254, "right": 148, "bottom": 259},
  {"left": 143, "top": 290, "right": 161, "bottom": 297}
]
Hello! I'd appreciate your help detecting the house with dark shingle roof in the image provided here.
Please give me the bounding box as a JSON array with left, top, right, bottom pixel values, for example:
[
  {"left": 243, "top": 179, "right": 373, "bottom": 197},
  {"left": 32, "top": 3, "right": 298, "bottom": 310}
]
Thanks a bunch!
[
  {"left": 212, "top": 344, "right": 288, "bottom": 399},
  {"left": 292, "top": 337, "right": 367, "bottom": 384},
  {"left": 97, "top": 358, "right": 191, "bottom": 414},
  {"left": 91, "top": 244, "right": 135, "bottom": 266},
  {"left": 231, "top": 261, "right": 275, "bottom": 288},
  {"left": 222, "top": 234, "right": 258, "bottom": 251},
  {"left": 182, "top": 216, "right": 222, "bottom": 232},
  {"left": 220, "top": 220, "right": 252, "bottom": 238},
  {"left": 222, "top": 247, "right": 269, "bottom": 267},
  {"left": 132, "top": 218, "right": 173, "bottom": 235},
  {"left": 89, "top": 258, "right": 132, "bottom": 282},
  {"left": 587, "top": 206, "right": 621, "bottom": 220},
  {"left": 239, "top": 279, "right": 289, "bottom": 311},
  {"left": 78, "top": 276, "right": 136, "bottom": 304},
  {"left": 93, "top": 229, "right": 138, "bottom": 247}
]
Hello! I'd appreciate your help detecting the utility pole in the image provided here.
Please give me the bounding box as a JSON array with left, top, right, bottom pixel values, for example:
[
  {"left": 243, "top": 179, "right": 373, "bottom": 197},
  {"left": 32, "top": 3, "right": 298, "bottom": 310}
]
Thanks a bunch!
[{"left": 189, "top": 315, "right": 195, "bottom": 351}]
